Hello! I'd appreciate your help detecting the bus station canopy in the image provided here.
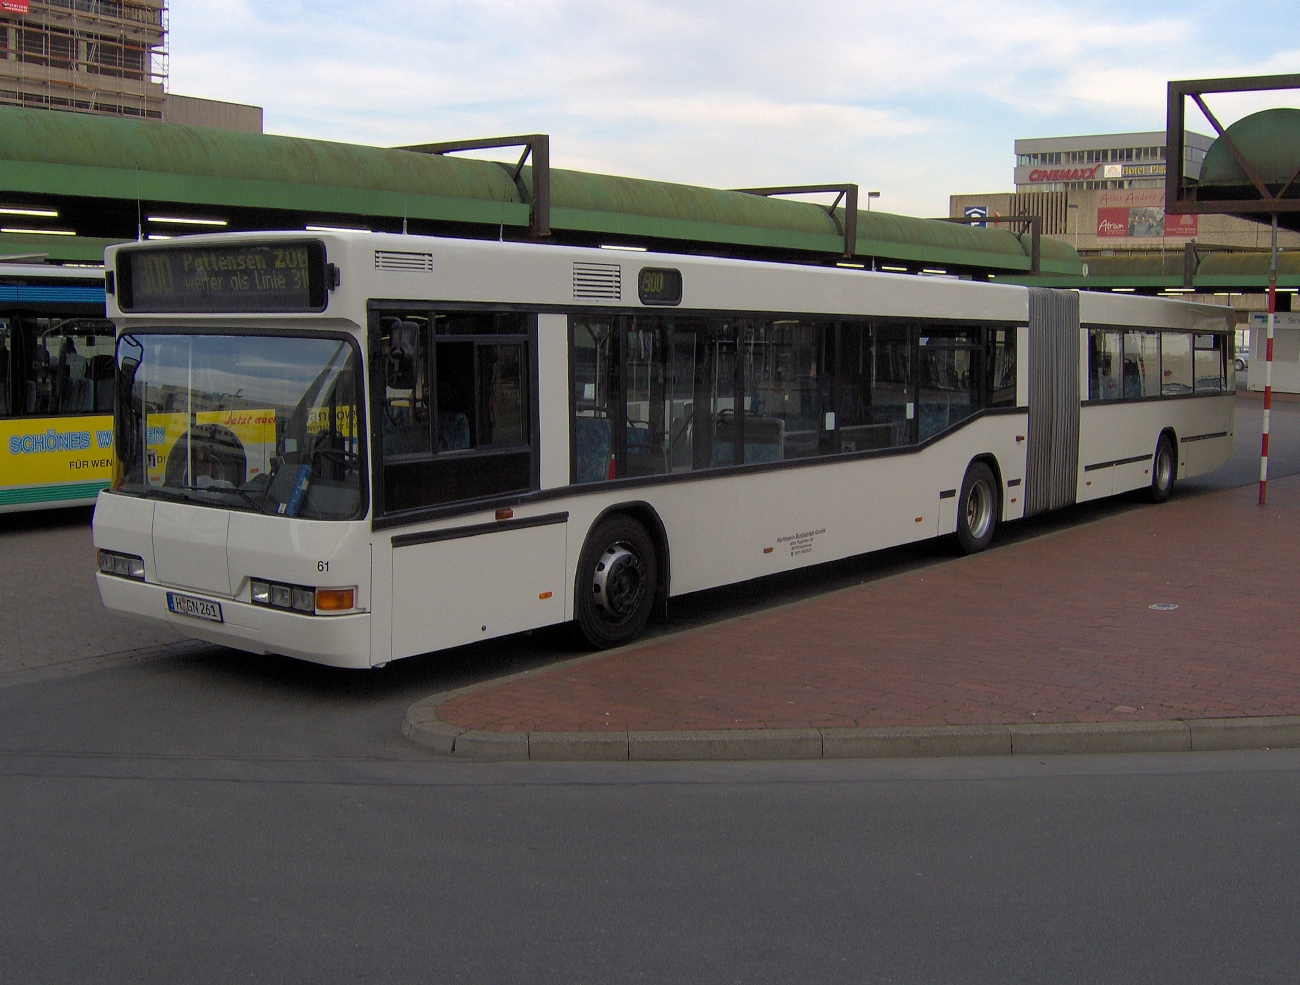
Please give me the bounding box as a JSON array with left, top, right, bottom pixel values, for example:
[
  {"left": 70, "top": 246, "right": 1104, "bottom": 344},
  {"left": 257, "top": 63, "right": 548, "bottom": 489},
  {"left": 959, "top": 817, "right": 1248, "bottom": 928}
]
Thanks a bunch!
[
  {"left": 0, "top": 105, "right": 1080, "bottom": 276},
  {"left": 1001, "top": 249, "right": 1300, "bottom": 292},
  {"left": 1195, "top": 107, "right": 1300, "bottom": 232}
]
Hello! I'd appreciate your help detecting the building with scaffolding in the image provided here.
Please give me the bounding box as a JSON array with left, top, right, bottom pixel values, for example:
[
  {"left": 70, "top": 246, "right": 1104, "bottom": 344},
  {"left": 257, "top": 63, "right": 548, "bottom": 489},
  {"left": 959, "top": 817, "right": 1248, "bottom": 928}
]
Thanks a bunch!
[{"left": 0, "top": 0, "right": 166, "bottom": 119}]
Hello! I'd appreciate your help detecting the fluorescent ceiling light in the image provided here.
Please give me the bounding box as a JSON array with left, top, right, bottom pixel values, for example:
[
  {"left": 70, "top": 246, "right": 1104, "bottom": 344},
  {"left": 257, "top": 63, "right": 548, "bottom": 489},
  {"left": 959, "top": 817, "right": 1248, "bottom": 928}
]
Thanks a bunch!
[
  {"left": 836, "top": 261, "right": 865, "bottom": 269},
  {"left": 2, "top": 226, "right": 75, "bottom": 236},
  {"left": 305, "top": 224, "right": 369, "bottom": 233},
  {"left": 600, "top": 244, "right": 647, "bottom": 252},
  {"left": 1111, "top": 287, "right": 1135, "bottom": 292},
  {"left": 146, "top": 233, "right": 173, "bottom": 240},
  {"left": 148, "top": 216, "right": 227, "bottom": 227},
  {"left": 880, "top": 265, "right": 908, "bottom": 272},
  {"left": 0, "top": 206, "right": 58, "bottom": 218},
  {"left": 921, "top": 268, "right": 947, "bottom": 275}
]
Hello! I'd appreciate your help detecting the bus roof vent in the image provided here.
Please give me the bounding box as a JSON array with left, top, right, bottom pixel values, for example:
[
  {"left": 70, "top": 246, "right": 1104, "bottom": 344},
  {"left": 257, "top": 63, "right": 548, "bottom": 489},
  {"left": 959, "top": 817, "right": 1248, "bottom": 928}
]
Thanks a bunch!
[
  {"left": 573, "top": 261, "right": 621, "bottom": 300},
  {"left": 375, "top": 250, "right": 434, "bottom": 272}
]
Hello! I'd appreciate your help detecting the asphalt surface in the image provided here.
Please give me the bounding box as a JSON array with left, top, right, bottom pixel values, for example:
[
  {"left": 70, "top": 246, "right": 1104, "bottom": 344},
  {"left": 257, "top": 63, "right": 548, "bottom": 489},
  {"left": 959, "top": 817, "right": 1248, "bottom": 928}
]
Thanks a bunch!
[
  {"left": 2, "top": 387, "right": 1299, "bottom": 981},
  {"left": 4, "top": 687, "right": 1300, "bottom": 984}
]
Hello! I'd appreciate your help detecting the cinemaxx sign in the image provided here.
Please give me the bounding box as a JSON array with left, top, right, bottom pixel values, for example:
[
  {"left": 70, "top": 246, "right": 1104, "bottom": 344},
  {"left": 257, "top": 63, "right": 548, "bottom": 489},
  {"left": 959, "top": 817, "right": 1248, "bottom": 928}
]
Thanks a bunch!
[{"left": 1027, "top": 166, "right": 1101, "bottom": 183}]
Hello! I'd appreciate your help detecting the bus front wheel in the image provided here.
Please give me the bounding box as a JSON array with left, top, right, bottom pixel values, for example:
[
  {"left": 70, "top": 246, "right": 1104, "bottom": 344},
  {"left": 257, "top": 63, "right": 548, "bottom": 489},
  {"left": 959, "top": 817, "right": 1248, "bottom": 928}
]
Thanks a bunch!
[
  {"left": 956, "top": 461, "right": 998, "bottom": 555},
  {"left": 575, "top": 515, "right": 658, "bottom": 649},
  {"left": 1149, "top": 435, "right": 1176, "bottom": 503}
]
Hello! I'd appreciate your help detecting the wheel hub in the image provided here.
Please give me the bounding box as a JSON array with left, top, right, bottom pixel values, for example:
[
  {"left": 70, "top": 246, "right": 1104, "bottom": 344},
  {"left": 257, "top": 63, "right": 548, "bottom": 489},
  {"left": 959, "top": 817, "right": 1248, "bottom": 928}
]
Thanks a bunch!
[
  {"left": 965, "top": 481, "right": 993, "bottom": 539},
  {"left": 592, "top": 543, "right": 645, "bottom": 620},
  {"left": 1157, "top": 446, "right": 1173, "bottom": 488}
]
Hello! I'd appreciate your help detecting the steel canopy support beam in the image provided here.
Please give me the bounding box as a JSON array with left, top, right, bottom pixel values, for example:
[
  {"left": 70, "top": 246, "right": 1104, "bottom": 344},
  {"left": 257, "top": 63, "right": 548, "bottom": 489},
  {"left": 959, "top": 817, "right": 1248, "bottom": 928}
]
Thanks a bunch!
[
  {"left": 398, "top": 134, "right": 551, "bottom": 236},
  {"left": 733, "top": 184, "right": 859, "bottom": 259},
  {"left": 1189, "top": 93, "right": 1274, "bottom": 200}
]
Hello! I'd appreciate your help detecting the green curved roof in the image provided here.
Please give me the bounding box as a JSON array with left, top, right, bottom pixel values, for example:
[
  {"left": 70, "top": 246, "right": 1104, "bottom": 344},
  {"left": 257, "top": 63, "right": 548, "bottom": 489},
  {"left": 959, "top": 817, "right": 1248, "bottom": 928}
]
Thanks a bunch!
[
  {"left": 0, "top": 105, "right": 1080, "bottom": 275},
  {"left": 1199, "top": 107, "right": 1300, "bottom": 195},
  {"left": 1004, "top": 249, "right": 1300, "bottom": 290}
]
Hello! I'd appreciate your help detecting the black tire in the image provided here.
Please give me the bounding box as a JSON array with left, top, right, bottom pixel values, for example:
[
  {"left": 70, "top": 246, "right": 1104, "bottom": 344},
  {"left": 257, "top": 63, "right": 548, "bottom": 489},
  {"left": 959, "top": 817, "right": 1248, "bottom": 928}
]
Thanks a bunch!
[
  {"left": 574, "top": 514, "right": 658, "bottom": 649},
  {"left": 955, "top": 461, "right": 998, "bottom": 555},
  {"left": 1149, "top": 435, "right": 1176, "bottom": 503}
]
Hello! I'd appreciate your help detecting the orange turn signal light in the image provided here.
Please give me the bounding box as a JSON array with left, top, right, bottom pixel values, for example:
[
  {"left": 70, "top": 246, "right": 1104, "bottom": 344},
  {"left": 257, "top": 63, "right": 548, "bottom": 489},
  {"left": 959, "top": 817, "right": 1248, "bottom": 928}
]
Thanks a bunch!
[{"left": 315, "top": 588, "right": 355, "bottom": 612}]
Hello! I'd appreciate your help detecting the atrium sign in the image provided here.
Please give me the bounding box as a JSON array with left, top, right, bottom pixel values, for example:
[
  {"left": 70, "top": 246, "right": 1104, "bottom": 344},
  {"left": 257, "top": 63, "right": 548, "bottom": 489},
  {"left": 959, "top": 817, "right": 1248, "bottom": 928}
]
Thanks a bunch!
[
  {"left": 1096, "top": 189, "right": 1197, "bottom": 238},
  {"left": 1027, "top": 165, "right": 1101, "bottom": 183}
]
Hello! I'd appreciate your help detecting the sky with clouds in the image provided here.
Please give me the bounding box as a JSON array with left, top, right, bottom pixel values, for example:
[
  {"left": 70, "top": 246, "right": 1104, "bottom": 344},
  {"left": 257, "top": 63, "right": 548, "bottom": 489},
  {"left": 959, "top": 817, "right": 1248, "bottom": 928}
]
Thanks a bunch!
[{"left": 168, "top": 1, "right": 1300, "bottom": 217}]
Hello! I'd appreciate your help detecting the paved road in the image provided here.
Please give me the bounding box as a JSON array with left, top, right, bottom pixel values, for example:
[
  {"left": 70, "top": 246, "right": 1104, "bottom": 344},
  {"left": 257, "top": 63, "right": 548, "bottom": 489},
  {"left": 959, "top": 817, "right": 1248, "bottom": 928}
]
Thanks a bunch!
[
  {"left": 3, "top": 655, "right": 1300, "bottom": 984},
  {"left": 4, "top": 680, "right": 1300, "bottom": 984},
  {"left": 2, "top": 389, "right": 1299, "bottom": 981}
]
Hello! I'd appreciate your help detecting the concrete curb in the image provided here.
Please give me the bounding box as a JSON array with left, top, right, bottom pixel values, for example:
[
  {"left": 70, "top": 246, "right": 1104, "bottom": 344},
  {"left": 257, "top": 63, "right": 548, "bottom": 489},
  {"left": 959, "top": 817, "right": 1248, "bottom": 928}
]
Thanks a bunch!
[{"left": 403, "top": 698, "right": 1300, "bottom": 762}]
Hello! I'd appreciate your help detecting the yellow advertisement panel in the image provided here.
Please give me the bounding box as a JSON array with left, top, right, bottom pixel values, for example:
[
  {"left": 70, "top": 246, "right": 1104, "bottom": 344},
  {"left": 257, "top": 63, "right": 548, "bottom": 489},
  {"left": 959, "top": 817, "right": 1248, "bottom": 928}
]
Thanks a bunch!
[
  {"left": 1, "top": 414, "right": 115, "bottom": 509},
  {"left": 144, "top": 409, "right": 277, "bottom": 486}
]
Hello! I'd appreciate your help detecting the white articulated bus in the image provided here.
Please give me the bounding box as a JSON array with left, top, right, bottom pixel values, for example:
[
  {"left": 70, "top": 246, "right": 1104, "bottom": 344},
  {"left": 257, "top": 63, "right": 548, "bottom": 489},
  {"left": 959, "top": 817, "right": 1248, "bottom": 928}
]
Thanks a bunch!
[{"left": 92, "top": 232, "right": 1235, "bottom": 667}]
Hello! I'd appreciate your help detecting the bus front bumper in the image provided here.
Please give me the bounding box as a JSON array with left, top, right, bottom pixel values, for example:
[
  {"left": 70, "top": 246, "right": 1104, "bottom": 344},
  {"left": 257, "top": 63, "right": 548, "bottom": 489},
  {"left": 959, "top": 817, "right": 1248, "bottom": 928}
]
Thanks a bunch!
[{"left": 96, "top": 574, "right": 373, "bottom": 669}]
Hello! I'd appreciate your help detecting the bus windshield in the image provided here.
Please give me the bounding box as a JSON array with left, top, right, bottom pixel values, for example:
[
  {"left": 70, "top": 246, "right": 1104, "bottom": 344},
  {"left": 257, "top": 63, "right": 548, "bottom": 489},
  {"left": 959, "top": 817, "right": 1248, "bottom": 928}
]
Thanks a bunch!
[{"left": 114, "top": 332, "right": 364, "bottom": 520}]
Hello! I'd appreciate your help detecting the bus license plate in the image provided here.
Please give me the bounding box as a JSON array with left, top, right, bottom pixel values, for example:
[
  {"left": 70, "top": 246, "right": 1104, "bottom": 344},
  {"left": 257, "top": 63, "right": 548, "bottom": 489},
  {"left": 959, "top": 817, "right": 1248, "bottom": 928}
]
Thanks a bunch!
[{"left": 167, "top": 592, "right": 223, "bottom": 623}]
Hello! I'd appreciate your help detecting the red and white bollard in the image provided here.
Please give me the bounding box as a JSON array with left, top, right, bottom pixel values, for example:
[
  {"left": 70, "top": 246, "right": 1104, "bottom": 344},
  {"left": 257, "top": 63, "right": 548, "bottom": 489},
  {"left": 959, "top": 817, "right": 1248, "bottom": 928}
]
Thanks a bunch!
[{"left": 1260, "top": 214, "right": 1278, "bottom": 506}]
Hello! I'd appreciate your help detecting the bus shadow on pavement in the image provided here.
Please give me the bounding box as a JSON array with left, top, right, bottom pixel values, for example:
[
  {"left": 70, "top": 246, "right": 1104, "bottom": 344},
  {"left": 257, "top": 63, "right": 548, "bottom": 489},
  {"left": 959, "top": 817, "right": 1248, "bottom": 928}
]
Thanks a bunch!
[{"left": 154, "top": 490, "right": 1162, "bottom": 705}]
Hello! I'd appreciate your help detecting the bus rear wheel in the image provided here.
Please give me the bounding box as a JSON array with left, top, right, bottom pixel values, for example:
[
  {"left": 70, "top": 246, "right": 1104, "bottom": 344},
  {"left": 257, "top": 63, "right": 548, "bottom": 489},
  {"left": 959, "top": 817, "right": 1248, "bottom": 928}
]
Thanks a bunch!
[
  {"left": 956, "top": 461, "right": 998, "bottom": 555},
  {"left": 1149, "top": 435, "right": 1176, "bottom": 503},
  {"left": 575, "top": 515, "right": 658, "bottom": 649}
]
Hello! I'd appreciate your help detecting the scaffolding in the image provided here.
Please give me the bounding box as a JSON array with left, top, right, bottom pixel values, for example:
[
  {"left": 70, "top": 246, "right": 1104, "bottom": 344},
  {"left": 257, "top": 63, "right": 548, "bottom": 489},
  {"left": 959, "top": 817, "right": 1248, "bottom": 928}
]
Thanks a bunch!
[{"left": 0, "top": 0, "right": 167, "bottom": 119}]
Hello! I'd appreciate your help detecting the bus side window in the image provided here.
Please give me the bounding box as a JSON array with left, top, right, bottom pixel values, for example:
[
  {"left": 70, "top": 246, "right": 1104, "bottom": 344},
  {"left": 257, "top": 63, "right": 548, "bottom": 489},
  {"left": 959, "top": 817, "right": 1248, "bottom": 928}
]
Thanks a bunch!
[
  {"left": 1161, "top": 332, "right": 1193, "bottom": 395},
  {"left": 1088, "top": 329, "right": 1121, "bottom": 401},
  {"left": 986, "top": 327, "right": 1017, "bottom": 408},
  {"left": 1124, "top": 330, "right": 1161, "bottom": 398},
  {"left": 378, "top": 315, "right": 432, "bottom": 457},
  {"left": 741, "top": 318, "right": 831, "bottom": 462},
  {"left": 1194, "top": 334, "right": 1224, "bottom": 393},
  {"left": 917, "top": 327, "right": 981, "bottom": 442},
  {"left": 474, "top": 343, "right": 525, "bottom": 448},
  {"left": 376, "top": 309, "right": 533, "bottom": 515},
  {"left": 0, "top": 321, "right": 10, "bottom": 417},
  {"left": 572, "top": 317, "right": 618, "bottom": 482}
]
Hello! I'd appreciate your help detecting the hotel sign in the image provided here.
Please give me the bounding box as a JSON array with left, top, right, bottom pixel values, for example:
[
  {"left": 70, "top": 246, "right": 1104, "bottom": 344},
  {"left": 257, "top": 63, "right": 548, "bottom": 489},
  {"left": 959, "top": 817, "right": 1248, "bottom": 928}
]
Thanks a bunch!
[{"left": 1025, "top": 163, "right": 1166, "bottom": 184}]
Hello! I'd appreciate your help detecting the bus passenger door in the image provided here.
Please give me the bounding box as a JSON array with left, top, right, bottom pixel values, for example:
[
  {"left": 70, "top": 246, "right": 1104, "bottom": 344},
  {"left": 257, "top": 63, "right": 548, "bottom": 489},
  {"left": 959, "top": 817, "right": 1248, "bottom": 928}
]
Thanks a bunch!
[{"left": 389, "top": 516, "right": 569, "bottom": 659}]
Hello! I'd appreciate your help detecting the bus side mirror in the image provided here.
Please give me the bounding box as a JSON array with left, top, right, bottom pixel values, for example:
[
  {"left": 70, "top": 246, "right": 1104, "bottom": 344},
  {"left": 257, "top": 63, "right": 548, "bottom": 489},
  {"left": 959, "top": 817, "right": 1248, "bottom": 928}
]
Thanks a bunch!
[{"left": 386, "top": 321, "right": 419, "bottom": 389}]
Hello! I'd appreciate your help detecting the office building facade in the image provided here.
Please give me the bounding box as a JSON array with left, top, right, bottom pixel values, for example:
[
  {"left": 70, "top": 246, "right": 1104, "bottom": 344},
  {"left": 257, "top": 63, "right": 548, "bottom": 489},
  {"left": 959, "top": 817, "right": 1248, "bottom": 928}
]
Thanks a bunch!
[{"left": 1014, "top": 130, "right": 1214, "bottom": 194}]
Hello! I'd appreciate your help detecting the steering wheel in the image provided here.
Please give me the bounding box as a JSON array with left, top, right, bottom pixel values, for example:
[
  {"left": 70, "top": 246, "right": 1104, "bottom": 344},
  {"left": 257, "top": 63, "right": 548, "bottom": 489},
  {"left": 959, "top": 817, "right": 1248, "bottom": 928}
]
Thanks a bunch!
[{"left": 313, "top": 447, "right": 361, "bottom": 471}]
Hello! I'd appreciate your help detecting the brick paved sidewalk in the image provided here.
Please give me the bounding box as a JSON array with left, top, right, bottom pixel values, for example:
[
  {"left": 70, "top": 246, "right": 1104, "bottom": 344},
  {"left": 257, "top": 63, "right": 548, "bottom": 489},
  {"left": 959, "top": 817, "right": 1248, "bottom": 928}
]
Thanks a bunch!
[{"left": 438, "top": 475, "right": 1300, "bottom": 734}]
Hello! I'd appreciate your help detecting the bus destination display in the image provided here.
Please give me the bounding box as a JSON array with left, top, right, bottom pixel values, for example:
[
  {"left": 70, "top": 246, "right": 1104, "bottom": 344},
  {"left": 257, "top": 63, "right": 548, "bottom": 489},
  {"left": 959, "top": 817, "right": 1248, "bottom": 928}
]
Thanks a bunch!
[{"left": 120, "top": 242, "right": 327, "bottom": 313}]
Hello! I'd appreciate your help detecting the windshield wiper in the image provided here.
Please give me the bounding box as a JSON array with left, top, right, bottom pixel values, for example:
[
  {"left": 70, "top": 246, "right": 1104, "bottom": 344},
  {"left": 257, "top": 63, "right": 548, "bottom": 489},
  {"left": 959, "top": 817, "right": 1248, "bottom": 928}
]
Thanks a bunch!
[
  {"left": 223, "top": 485, "right": 279, "bottom": 516},
  {"left": 157, "top": 482, "right": 278, "bottom": 516}
]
